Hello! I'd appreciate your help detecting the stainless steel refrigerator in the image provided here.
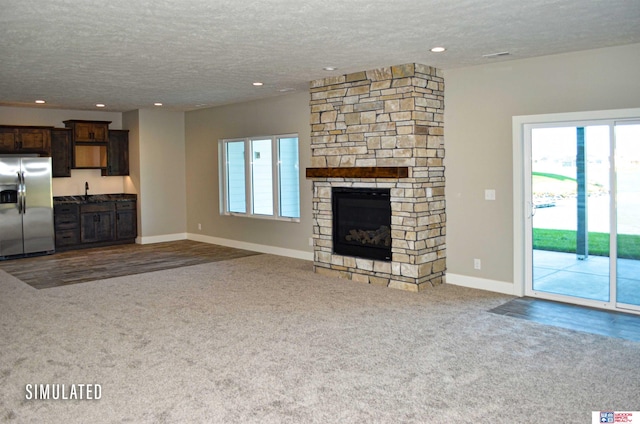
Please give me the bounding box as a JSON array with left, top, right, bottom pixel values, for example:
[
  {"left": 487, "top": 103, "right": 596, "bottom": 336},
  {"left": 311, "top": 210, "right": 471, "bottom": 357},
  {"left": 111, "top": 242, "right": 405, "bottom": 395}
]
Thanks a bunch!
[{"left": 0, "top": 156, "right": 55, "bottom": 259}]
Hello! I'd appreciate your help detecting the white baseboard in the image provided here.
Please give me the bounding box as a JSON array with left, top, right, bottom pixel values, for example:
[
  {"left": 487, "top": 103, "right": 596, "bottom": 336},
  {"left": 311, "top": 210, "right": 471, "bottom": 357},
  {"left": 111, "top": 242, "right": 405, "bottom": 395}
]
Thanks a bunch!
[
  {"left": 446, "top": 273, "right": 518, "bottom": 296},
  {"left": 187, "top": 233, "right": 314, "bottom": 261},
  {"left": 132, "top": 236, "right": 517, "bottom": 295},
  {"left": 137, "top": 233, "right": 188, "bottom": 245}
]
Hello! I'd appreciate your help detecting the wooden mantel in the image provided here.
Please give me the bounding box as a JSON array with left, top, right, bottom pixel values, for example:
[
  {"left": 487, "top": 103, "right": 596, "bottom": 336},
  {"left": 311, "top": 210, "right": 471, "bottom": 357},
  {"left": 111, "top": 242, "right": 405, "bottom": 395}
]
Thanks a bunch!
[{"left": 305, "top": 166, "right": 409, "bottom": 179}]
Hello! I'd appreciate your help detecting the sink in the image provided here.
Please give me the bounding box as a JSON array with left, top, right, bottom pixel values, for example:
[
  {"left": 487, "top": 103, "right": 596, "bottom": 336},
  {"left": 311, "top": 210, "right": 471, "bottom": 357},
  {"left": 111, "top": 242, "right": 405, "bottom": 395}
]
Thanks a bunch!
[{"left": 86, "top": 195, "right": 108, "bottom": 202}]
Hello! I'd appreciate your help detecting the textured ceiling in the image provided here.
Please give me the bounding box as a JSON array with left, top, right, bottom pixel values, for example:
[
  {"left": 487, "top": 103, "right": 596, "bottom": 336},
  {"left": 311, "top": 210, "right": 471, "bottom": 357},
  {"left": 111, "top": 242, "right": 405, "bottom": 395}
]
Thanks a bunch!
[{"left": 1, "top": 0, "right": 639, "bottom": 112}]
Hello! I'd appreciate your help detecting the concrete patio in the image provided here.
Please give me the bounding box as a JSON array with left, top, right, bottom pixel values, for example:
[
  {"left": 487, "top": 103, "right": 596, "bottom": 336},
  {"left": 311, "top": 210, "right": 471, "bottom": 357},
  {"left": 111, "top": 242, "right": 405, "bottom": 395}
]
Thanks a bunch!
[{"left": 533, "top": 249, "right": 640, "bottom": 308}]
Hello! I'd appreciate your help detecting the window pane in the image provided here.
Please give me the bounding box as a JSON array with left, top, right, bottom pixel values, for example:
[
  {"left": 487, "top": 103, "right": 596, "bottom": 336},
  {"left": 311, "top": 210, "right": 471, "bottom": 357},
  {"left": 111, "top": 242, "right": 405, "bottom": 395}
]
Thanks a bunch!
[
  {"left": 531, "top": 126, "right": 611, "bottom": 302},
  {"left": 251, "top": 139, "right": 273, "bottom": 215},
  {"left": 278, "top": 137, "right": 300, "bottom": 218},
  {"left": 226, "top": 141, "right": 246, "bottom": 213}
]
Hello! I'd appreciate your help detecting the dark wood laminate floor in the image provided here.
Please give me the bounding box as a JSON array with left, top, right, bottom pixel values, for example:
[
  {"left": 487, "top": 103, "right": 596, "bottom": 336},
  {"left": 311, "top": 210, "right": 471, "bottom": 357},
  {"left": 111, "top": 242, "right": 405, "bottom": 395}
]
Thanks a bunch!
[
  {"left": 490, "top": 297, "right": 640, "bottom": 342},
  {"left": 0, "top": 240, "right": 261, "bottom": 289}
]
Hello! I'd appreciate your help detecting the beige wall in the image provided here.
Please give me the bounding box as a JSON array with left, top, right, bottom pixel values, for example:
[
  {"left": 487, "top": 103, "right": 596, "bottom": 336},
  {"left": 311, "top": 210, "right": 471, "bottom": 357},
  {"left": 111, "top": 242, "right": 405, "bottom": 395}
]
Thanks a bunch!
[
  {"left": 122, "top": 110, "right": 141, "bottom": 237},
  {"left": 185, "top": 92, "right": 313, "bottom": 257},
  {"left": 444, "top": 43, "right": 640, "bottom": 289},
  {"left": 125, "top": 109, "right": 186, "bottom": 242},
  {"left": 0, "top": 106, "right": 127, "bottom": 196}
]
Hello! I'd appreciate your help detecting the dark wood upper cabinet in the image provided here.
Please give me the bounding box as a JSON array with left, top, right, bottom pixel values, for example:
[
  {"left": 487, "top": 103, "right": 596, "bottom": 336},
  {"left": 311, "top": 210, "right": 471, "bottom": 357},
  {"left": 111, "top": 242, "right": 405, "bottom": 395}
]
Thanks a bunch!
[
  {"left": 51, "top": 128, "right": 72, "bottom": 177},
  {"left": 102, "top": 129, "right": 129, "bottom": 176},
  {"left": 63, "top": 120, "right": 110, "bottom": 143},
  {"left": 2, "top": 120, "right": 129, "bottom": 177},
  {"left": 0, "top": 125, "right": 52, "bottom": 155},
  {"left": 63, "top": 120, "right": 111, "bottom": 169},
  {"left": 17, "top": 128, "right": 51, "bottom": 152},
  {"left": 0, "top": 127, "right": 15, "bottom": 151}
]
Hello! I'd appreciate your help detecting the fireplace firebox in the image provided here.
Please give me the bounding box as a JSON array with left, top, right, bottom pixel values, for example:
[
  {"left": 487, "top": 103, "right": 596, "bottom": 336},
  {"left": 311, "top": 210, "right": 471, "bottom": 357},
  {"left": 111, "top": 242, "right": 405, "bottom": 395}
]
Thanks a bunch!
[{"left": 332, "top": 187, "right": 392, "bottom": 261}]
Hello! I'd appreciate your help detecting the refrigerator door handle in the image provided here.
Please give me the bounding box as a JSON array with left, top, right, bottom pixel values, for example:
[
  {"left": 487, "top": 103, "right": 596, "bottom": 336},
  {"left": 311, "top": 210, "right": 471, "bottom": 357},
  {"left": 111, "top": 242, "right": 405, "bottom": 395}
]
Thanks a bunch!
[
  {"left": 18, "top": 171, "right": 26, "bottom": 214},
  {"left": 22, "top": 171, "right": 27, "bottom": 213}
]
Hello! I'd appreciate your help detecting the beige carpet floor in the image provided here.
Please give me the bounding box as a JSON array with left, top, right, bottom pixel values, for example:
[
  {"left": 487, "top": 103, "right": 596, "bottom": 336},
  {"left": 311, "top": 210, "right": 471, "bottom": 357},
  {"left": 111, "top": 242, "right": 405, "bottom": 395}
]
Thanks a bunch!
[{"left": 1, "top": 254, "right": 639, "bottom": 423}]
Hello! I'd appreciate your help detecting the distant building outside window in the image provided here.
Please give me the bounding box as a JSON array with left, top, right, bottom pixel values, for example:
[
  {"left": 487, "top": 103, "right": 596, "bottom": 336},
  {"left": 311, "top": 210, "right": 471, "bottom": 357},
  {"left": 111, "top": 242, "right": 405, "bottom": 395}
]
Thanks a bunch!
[{"left": 219, "top": 135, "right": 300, "bottom": 221}]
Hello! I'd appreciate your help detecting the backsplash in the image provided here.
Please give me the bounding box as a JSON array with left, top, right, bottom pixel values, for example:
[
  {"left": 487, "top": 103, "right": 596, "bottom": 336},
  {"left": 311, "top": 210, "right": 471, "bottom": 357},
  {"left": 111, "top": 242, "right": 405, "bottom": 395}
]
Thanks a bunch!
[{"left": 52, "top": 169, "right": 128, "bottom": 196}]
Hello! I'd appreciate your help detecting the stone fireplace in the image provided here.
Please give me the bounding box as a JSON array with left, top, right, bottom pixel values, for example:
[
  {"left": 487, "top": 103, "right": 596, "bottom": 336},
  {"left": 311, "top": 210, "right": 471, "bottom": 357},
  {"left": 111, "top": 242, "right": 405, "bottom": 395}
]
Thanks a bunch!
[{"left": 306, "top": 63, "right": 445, "bottom": 292}]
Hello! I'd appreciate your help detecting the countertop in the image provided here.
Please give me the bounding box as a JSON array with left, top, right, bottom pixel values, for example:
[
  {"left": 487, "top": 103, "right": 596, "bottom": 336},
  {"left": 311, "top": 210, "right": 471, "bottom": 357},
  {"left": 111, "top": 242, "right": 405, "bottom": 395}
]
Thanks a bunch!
[{"left": 53, "top": 193, "right": 137, "bottom": 204}]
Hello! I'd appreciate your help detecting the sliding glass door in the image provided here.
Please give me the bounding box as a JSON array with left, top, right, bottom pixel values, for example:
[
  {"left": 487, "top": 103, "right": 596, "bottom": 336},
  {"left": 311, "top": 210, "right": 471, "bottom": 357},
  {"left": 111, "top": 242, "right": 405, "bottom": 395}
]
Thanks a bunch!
[
  {"left": 524, "top": 119, "right": 640, "bottom": 312},
  {"left": 615, "top": 123, "right": 640, "bottom": 308}
]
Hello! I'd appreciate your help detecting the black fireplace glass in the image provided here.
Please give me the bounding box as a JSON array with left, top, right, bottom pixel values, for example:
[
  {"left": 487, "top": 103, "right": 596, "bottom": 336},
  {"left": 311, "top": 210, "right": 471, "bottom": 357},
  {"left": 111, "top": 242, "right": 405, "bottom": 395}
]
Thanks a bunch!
[{"left": 332, "top": 187, "right": 392, "bottom": 261}]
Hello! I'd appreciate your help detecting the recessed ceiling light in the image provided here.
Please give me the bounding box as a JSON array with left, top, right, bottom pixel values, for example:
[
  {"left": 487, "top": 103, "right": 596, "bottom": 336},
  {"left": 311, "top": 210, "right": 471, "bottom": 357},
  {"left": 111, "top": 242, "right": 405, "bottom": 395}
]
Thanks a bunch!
[
  {"left": 96, "top": 103, "right": 106, "bottom": 108},
  {"left": 154, "top": 102, "right": 163, "bottom": 106},
  {"left": 35, "top": 99, "right": 46, "bottom": 104},
  {"left": 323, "top": 67, "right": 337, "bottom": 71},
  {"left": 252, "top": 82, "right": 264, "bottom": 86},
  {"left": 430, "top": 47, "right": 446, "bottom": 53}
]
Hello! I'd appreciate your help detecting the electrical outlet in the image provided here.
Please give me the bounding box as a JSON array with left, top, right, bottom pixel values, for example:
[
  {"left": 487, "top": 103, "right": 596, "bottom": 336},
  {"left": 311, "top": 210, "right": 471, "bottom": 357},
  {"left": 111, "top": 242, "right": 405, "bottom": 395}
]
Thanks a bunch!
[
  {"left": 308, "top": 237, "right": 314, "bottom": 247},
  {"left": 484, "top": 189, "right": 496, "bottom": 201},
  {"left": 474, "top": 259, "right": 481, "bottom": 270},
  {"left": 198, "top": 223, "right": 202, "bottom": 230}
]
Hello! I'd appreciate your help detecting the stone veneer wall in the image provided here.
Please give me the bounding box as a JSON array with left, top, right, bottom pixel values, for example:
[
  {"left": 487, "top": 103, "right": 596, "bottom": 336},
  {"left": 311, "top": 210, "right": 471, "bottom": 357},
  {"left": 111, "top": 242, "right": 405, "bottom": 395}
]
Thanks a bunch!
[{"left": 308, "top": 63, "right": 446, "bottom": 292}]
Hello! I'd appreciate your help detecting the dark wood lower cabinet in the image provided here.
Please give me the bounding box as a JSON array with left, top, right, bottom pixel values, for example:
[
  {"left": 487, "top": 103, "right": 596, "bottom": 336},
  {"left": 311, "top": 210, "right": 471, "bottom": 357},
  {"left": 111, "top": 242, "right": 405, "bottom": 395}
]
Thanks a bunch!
[
  {"left": 80, "top": 203, "right": 115, "bottom": 243},
  {"left": 54, "top": 204, "right": 79, "bottom": 246},
  {"left": 54, "top": 198, "right": 136, "bottom": 250},
  {"left": 116, "top": 201, "right": 136, "bottom": 240}
]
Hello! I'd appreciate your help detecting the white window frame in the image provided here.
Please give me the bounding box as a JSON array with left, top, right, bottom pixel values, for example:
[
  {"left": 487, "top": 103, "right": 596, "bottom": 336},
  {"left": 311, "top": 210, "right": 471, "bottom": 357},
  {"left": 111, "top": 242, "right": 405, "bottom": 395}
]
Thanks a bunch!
[{"left": 219, "top": 134, "right": 300, "bottom": 222}]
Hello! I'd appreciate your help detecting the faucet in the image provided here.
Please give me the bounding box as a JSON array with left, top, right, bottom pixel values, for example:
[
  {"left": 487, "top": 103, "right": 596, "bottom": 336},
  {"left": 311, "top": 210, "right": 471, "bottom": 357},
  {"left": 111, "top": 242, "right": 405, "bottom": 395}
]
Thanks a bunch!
[{"left": 85, "top": 182, "right": 89, "bottom": 200}]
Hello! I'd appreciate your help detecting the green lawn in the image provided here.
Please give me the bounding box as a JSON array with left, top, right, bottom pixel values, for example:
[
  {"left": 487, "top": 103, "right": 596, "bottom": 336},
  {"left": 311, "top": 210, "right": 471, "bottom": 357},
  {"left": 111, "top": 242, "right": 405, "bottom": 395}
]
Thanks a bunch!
[
  {"left": 533, "top": 228, "right": 640, "bottom": 260},
  {"left": 532, "top": 172, "right": 576, "bottom": 182}
]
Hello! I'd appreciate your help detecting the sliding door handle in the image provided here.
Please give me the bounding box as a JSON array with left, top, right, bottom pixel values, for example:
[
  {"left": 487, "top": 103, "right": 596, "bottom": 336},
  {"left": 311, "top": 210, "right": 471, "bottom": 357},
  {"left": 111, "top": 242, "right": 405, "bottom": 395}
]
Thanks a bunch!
[{"left": 526, "top": 201, "right": 536, "bottom": 219}]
